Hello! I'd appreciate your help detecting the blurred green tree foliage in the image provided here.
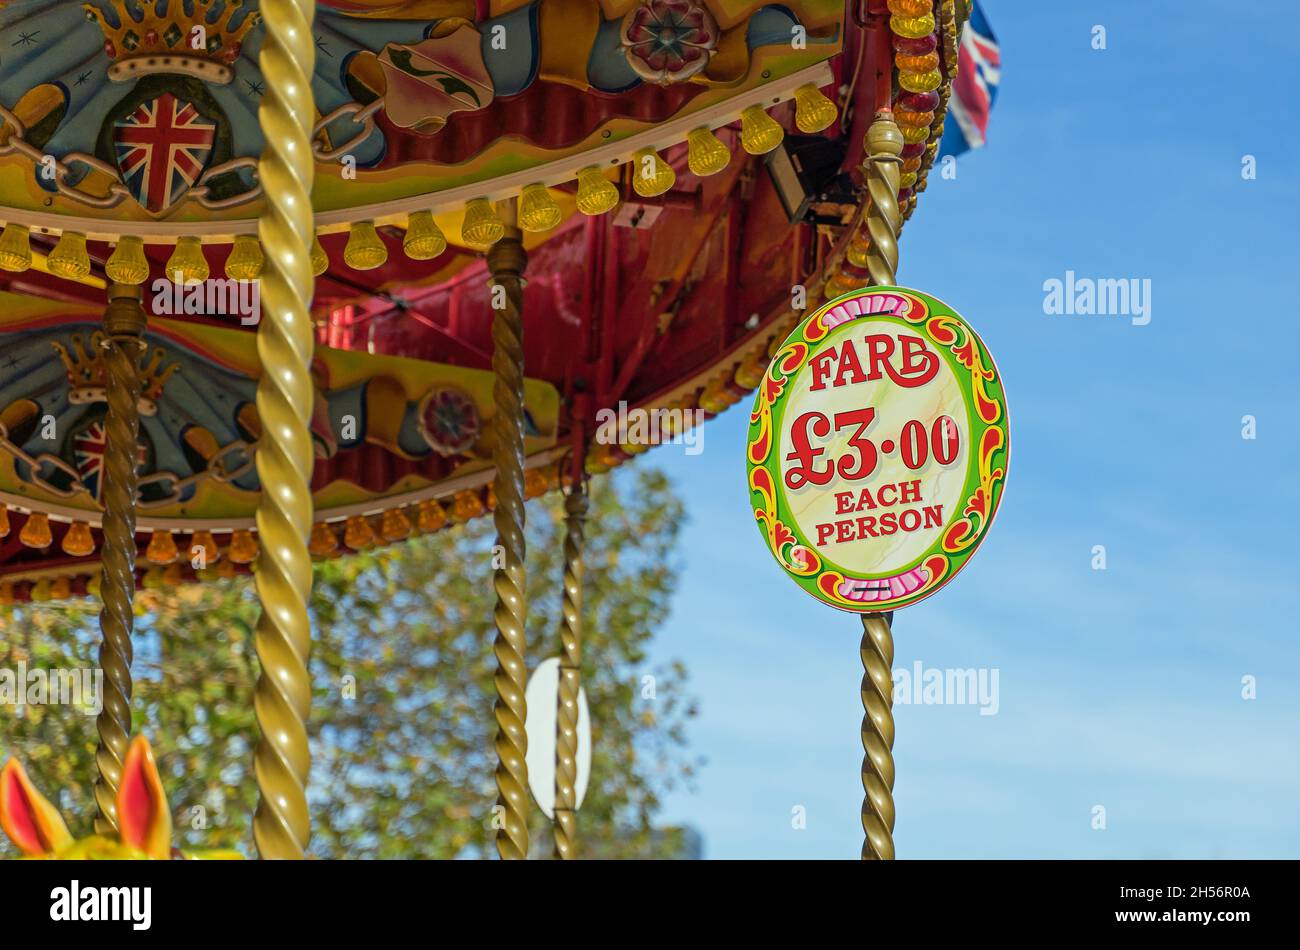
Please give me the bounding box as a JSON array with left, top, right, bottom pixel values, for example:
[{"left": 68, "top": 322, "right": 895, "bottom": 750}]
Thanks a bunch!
[{"left": 0, "top": 467, "right": 699, "bottom": 858}]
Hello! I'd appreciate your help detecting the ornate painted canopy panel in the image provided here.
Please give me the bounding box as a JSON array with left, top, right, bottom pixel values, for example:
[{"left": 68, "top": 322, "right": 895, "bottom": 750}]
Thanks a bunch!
[
  {"left": 0, "top": 289, "right": 559, "bottom": 512},
  {"left": 0, "top": 0, "right": 842, "bottom": 235},
  {"left": 0, "top": 290, "right": 558, "bottom": 596}
]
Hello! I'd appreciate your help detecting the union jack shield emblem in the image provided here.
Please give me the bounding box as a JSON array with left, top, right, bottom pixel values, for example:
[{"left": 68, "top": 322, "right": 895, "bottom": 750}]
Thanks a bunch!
[
  {"left": 72, "top": 418, "right": 147, "bottom": 502},
  {"left": 113, "top": 93, "right": 216, "bottom": 214}
]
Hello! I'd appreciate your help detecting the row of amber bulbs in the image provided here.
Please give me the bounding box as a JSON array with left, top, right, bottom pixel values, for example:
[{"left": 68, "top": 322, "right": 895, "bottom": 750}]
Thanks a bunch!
[
  {"left": 0, "top": 505, "right": 454, "bottom": 608},
  {"left": 0, "top": 455, "right": 560, "bottom": 573},
  {"left": 0, "top": 471, "right": 562, "bottom": 602},
  {"left": 1, "top": 498, "right": 456, "bottom": 562},
  {"left": 0, "top": 500, "right": 445, "bottom": 604},
  {"left": 0, "top": 85, "right": 835, "bottom": 279}
]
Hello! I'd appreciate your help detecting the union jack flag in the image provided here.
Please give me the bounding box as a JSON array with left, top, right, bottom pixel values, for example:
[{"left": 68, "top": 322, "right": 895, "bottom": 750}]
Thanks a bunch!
[
  {"left": 73, "top": 420, "right": 147, "bottom": 501},
  {"left": 939, "top": 2, "right": 1000, "bottom": 158},
  {"left": 114, "top": 93, "right": 216, "bottom": 214}
]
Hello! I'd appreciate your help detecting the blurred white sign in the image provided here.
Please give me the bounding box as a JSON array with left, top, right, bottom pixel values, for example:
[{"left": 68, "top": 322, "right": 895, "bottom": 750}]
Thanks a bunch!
[{"left": 524, "top": 656, "right": 592, "bottom": 818}]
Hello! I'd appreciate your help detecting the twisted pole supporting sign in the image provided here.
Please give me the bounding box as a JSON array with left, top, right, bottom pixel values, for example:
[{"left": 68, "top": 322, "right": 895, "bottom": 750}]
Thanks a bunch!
[
  {"left": 860, "top": 612, "right": 896, "bottom": 860},
  {"left": 860, "top": 110, "right": 903, "bottom": 860},
  {"left": 487, "top": 200, "right": 531, "bottom": 859},
  {"left": 92, "top": 283, "right": 147, "bottom": 836},
  {"left": 251, "top": 0, "right": 317, "bottom": 859},
  {"left": 553, "top": 477, "right": 588, "bottom": 860}
]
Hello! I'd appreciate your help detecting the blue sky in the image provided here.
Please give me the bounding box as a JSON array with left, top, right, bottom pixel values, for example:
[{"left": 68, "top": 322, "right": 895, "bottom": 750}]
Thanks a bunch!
[{"left": 644, "top": 1, "right": 1300, "bottom": 858}]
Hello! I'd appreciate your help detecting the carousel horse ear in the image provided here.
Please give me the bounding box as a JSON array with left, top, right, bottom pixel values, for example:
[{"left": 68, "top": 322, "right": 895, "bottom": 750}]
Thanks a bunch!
[
  {"left": 116, "top": 737, "right": 172, "bottom": 859},
  {"left": 0, "top": 757, "right": 72, "bottom": 857}
]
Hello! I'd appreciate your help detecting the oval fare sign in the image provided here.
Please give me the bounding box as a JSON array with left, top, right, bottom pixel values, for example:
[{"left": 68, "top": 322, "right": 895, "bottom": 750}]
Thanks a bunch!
[{"left": 746, "top": 287, "right": 1009, "bottom": 613}]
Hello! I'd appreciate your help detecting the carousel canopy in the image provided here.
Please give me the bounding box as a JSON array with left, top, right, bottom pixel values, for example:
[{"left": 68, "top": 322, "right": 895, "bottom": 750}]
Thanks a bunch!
[{"left": 0, "top": 0, "right": 967, "bottom": 602}]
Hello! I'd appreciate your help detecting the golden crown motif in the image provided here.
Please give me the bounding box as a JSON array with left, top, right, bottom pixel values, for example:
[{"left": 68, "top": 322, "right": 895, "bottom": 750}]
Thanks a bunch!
[
  {"left": 51, "top": 332, "right": 180, "bottom": 417},
  {"left": 84, "top": 0, "right": 261, "bottom": 85}
]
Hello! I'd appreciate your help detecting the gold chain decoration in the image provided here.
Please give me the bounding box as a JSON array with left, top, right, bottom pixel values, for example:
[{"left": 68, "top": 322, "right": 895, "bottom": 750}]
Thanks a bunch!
[
  {"left": 91, "top": 284, "right": 147, "bottom": 836},
  {"left": 860, "top": 614, "right": 896, "bottom": 859},
  {"left": 486, "top": 204, "right": 531, "bottom": 860},
  {"left": 0, "top": 101, "right": 377, "bottom": 214},
  {"left": 250, "top": 0, "right": 317, "bottom": 860},
  {"left": 553, "top": 483, "right": 588, "bottom": 859},
  {"left": 859, "top": 110, "right": 903, "bottom": 859}
]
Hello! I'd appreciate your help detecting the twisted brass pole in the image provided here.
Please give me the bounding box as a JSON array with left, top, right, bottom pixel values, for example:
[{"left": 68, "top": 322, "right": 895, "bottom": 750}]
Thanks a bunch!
[
  {"left": 92, "top": 283, "right": 146, "bottom": 836},
  {"left": 863, "top": 110, "right": 903, "bottom": 286},
  {"left": 860, "top": 110, "right": 903, "bottom": 860},
  {"left": 860, "top": 613, "right": 895, "bottom": 859},
  {"left": 553, "top": 484, "right": 588, "bottom": 859},
  {"left": 251, "top": 0, "right": 316, "bottom": 859},
  {"left": 487, "top": 202, "right": 531, "bottom": 859}
]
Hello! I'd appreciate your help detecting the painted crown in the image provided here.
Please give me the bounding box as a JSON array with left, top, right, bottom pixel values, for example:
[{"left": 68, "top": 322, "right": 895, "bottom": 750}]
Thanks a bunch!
[
  {"left": 51, "top": 332, "right": 180, "bottom": 417},
  {"left": 83, "top": 0, "right": 261, "bottom": 85}
]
